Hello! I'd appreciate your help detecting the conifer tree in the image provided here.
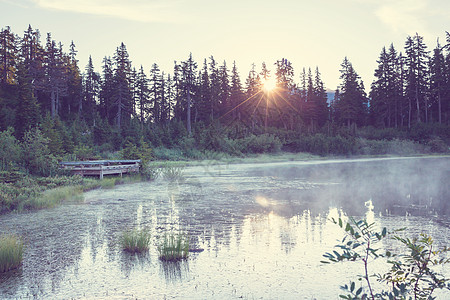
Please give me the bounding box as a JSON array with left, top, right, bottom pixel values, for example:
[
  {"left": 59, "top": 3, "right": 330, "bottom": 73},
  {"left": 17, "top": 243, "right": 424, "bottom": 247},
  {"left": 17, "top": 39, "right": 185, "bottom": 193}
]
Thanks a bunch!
[
  {"left": 100, "top": 56, "right": 114, "bottom": 121},
  {"left": 335, "top": 57, "right": 368, "bottom": 128},
  {"left": 429, "top": 40, "right": 446, "bottom": 124},
  {"left": 274, "top": 58, "right": 295, "bottom": 129},
  {"left": 197, "top": 58, "right": 211, "bottom": 123},
  {"left": 229, "top": 61, "right": 243, "bottom": 122},
  {"left": 15, "top": 61, "right": 40, "bottom": 137},
  {"left": 43, "top": 33, "right": 68, "bottom": 118},
  {"left": 65, "top": 41, "right": 82, "bottom": 119},
  {"left": 83, "top": 56, "right": 101, "bottom": 122},
  {"left": 136, "top": 65, "right": 149, "bottom": 124},
  {"left": 181, "top": 53, "right": 197, "bottom": 135},
  {"left": 0, "top": 26, "right": 18, "bottom": 85},
  {"left": 218, "top": 60, "right": 230, "bottom": 117},
  {"left": 313, "top": 67, "right": 329, "bottom": 127},
  {"left": 112, "top": 42, "right": 133, "bottom": 129},
  {"left": 404, "top": 33, "right": 429, "bottom": 126},
  {"left": 209, "top": 56, "right": 220, "bottom": 120},
  {"left": 20, "top": 25, "right": 44, "bottom": 102},
  {"left": 149, "top": 63, "right": 162, "bottom": 123}
]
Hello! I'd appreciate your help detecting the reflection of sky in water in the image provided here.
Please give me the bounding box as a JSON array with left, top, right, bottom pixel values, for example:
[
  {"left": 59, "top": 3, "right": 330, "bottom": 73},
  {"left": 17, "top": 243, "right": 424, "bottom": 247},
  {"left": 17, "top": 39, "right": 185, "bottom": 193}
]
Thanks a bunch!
[{"left": 0, "top": 157, "right": 449, "bottom": 299}]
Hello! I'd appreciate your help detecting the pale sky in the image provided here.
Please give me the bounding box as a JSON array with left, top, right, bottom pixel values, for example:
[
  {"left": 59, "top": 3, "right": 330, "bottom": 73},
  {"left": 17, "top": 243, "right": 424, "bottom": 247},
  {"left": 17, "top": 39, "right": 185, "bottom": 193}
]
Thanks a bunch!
[{"left": 1, "top": 0, "right": 449, "bottom": 91}]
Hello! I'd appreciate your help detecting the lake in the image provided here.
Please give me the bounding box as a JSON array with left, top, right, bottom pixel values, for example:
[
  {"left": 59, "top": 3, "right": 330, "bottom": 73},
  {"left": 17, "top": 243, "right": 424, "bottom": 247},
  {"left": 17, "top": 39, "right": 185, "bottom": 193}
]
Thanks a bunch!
[{"left": 1, "top": 156, "right": 449, "bottom": 299}]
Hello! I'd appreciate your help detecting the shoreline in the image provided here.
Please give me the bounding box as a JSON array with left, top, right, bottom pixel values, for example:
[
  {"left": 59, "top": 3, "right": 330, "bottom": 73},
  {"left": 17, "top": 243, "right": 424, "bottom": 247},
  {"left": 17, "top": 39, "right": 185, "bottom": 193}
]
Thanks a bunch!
[{"left": 1, "top": 152, "right": 449, "bottom": 215}]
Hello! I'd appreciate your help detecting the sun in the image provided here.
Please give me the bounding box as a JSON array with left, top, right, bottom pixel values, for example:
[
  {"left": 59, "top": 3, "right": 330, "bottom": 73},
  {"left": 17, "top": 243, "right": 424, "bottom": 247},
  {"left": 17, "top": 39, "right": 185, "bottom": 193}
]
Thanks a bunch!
[{"left": 262, "top": 77, "right": 277, "bottom": 92}]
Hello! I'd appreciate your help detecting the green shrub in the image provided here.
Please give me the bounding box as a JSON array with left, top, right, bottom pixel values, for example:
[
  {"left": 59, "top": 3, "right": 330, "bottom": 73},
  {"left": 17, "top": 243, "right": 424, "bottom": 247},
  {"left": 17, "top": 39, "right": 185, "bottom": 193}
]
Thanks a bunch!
[
  {"left": 22, "top": 128, "right": 58, "bottom": 176},
  {"left": 0, "top": 234, "right": 24, "bottom": 273},
  {"left": 152, "top": 147, "right": 185, "bottom": 161},
  {"left": 158, "top": 233, "right": 189, "bottom": 261},
  {"left": 0, "top": 176, "right": 41, "bottom": 212},
  {"left": 0, "top": 128, "right": 22, "bottom": 171},
  {"left": 322, "top": 218, "right": 449, "bottom": 299},
  {"left": 120, "top": 229, "right": 151, "bottom": 253},
  {"left": 386, "top": 138, "right": 429, "bottom": 155},
  {"left": 238, "top": 134, "right": 282, "bottom": 154},
  {"left": 427, "top": 136, "right": 449, "bottom": 153},
  {"left": 74, "top": 145, "right": 94, "bottom": 160}
]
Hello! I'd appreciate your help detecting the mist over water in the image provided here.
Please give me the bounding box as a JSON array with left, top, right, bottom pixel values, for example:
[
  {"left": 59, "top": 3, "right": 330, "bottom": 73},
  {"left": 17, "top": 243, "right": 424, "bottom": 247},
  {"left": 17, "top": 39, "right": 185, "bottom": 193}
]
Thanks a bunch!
[{"left": 0, "top": 157, "right": 449, "bottom": 299}]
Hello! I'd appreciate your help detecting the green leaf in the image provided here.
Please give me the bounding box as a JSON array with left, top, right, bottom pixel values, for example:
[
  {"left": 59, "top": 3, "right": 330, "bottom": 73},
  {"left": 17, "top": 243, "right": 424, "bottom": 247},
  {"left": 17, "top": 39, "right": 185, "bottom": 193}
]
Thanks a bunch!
[{"left": 350, "top": 282, "right": 355, "bottom": 292}]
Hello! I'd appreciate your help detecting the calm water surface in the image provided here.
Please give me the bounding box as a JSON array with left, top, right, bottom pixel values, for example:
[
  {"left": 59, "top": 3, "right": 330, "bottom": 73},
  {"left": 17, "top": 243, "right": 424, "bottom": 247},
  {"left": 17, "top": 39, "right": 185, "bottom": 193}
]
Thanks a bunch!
[{"left": 0, "top": 157, "right": 449, "bottom": 299}]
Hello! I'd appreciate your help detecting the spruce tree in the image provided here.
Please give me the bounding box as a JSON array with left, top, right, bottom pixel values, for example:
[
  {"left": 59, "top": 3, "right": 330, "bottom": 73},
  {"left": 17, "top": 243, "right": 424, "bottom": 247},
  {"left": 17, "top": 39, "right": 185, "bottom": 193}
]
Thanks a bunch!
[
  {"left": 404, "top": 33, "right": 429, "bottom": 126},
  {"left": 83, "top": 56, "right": 101, "bottom": 122},
  {"left": 335, "top": 57, "right": 368, "bottom": 128},
  {"left": 218, "top": 60, "right": 230, "bottom": 118},
  {"left": 229, "top": 61, "right": 243, "bottom": 122},
  {"left": 136, "top": 65, "right": 149, "bottom": 124},
  {"left": 181, "top": 53, "right": 197, "bottom": 135},
  {"left": 112, "top": 42, "right": 133, "bottom": 129},
  {"left": 429, "top": 40, "right": 446, "bottom": 124},
  {"left": 0, "top": 26, "right": 18, "bottom": 85},
  {"left": 149, "top": 63, "right": 162, "bottom": 123}
]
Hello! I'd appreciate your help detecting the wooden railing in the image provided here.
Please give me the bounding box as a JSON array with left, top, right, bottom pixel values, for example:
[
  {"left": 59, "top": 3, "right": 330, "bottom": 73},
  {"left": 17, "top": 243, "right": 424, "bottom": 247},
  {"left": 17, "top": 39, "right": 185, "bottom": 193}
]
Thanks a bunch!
[{"left": 59, "top": 160, "right": 141, "bottom": 179}]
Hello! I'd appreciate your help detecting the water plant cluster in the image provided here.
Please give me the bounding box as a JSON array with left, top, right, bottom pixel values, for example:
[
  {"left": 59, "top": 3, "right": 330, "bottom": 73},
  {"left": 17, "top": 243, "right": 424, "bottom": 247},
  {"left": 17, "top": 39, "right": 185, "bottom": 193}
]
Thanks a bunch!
[
  {"left": 322, "top": 217, "right": 450, "bottom": 299},
  {"left": 0, "top": 234, "right": 24, "bottom": 273},
  {"left": 157, "top": 233, "right": 189, "bottom": 262},
  {"left": 119, "top": 229, "right": 151, "bottom": 253},
  {"left": 119, "top": 229, "right": 189, "bottom": 262}
]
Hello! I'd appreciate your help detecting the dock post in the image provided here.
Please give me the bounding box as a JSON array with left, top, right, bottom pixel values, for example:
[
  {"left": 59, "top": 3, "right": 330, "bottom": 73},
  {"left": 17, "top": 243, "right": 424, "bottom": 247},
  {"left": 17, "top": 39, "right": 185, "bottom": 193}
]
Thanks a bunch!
[{"left": 100, "top": 165, "right": 103, "bottom": 180}]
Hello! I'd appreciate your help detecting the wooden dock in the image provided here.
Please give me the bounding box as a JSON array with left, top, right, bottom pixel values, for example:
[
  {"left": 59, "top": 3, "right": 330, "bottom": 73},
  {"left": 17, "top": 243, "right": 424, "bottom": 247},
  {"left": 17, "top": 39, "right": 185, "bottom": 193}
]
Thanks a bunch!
[{"left": 59, "top": 160, "right": 141, "bottom": 179}]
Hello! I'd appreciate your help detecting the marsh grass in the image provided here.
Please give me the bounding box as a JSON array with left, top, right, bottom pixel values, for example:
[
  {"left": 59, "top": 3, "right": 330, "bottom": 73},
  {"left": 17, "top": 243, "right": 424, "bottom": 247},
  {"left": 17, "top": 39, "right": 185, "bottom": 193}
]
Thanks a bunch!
[
  {"left": 120, "top": 229, "right": 151, "bottom": 253},
  {"left": 25, "top": 185, "right": 84, "bottom": 210},
  {"left": 158, "top": 233, "right": 189, "bottom": 261},
  {"left": 160, "top": 164, "right": 185, "bottom": 181},
  {"left": 0, "top": 234, "right": 24, "bottom": 273}
]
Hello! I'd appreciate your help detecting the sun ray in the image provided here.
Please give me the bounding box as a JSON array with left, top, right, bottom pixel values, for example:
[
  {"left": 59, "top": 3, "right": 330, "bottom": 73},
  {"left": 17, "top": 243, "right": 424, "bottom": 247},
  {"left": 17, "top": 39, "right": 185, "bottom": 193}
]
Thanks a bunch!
[
  {"left": 218, "top": 90, "right": 263, "bottom": 121},
  {"left": 262, "top": 77, "right": 277, "bottom": 92}
]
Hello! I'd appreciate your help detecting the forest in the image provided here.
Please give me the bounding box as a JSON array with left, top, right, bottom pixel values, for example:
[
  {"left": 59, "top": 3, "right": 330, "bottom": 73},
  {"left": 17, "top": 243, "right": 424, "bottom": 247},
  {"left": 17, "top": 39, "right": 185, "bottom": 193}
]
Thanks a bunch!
[{"left": 0, "top": 25, "right": 450, "bottom": 177}]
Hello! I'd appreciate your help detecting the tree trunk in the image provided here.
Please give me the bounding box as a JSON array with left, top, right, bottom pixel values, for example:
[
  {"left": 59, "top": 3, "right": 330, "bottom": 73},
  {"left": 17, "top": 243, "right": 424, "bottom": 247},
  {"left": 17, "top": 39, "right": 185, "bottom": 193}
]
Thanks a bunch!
[
  {"left": 187, "top": 87, "right": 192, "bottom": 136},
  {"left": 51, "top": 89, "right": 56, "bottom": 118},
  {"left": 438, "top": 88, "right": 442, "bottom": 124}
]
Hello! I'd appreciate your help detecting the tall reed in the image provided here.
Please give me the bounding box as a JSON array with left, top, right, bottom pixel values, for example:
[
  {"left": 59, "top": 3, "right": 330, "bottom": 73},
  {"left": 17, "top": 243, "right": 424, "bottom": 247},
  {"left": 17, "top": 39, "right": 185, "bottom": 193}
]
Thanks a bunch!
[
  {"left": 0, "top": 234, "right": 24, "bottom": 273},
  {"left": 158, "top": 233, "right": 189, "bottom": 261}
]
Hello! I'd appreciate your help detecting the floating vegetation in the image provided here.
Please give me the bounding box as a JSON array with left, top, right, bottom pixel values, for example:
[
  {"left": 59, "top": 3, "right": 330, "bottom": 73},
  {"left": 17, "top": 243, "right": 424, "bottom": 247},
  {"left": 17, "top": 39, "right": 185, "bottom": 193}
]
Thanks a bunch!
[
  {"left": 119, "top": 229, "right": 151, "bottom": 253},
  {"left": 0, "top": 234, "right": 24, "bottom": 273},
  {"left": 158, "top": 233, "right": 189, "bottom": 261}
]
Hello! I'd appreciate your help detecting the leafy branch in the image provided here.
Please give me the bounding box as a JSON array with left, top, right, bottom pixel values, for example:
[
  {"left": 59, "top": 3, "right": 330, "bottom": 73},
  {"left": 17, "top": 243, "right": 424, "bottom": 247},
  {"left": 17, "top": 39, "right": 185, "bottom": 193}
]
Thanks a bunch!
[{"left": 322, "top": 217, "right": 449, "bottom": 299}]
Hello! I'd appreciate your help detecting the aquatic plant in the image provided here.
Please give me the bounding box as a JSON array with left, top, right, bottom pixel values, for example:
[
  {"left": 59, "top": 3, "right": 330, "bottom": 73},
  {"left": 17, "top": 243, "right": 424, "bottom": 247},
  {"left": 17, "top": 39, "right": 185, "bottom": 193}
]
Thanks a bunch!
[
  {"left": 119, "top": 229, "right": 151, "bottom": 253},
  {"left": 0, "top": 234, "right": 24, "bottom": 273},
  {"left": 158, "top": 233, "right": 189, "bottom": 261},
  {"left": 322, "top": 217, "right": 450, "bottom": 299},
  {"left": 160, "top": 164, "right": 185, "bottom": 181},
  {"left": 140, "top": 163, "right": 160, "bottom": 181}
]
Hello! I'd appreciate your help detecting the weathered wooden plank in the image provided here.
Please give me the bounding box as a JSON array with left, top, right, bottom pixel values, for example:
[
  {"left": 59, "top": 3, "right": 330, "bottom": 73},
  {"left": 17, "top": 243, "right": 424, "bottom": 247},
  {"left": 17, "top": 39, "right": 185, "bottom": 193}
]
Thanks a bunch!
[{"left": 59, "top": 160, "right": 140, "bottom": 178}]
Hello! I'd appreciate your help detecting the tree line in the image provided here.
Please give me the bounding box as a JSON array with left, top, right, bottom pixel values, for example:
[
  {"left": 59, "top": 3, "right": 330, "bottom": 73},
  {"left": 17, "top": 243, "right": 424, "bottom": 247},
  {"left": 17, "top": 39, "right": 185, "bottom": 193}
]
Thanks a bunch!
[{"left": 0, "top": 25, "right": 449, "bottom": 155}]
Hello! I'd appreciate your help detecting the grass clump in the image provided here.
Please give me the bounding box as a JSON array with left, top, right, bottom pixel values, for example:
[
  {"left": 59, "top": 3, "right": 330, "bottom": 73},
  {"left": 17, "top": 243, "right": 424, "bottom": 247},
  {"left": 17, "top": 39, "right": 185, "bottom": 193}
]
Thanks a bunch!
[
  {"left": 0, "top": 234, "right": 24, "bottom": 273},
  {"left": 160, "top": 164, "right": 185, "bottom": 181},
  {"left": 158, "top": 233, "right": 189, "bottom": 261},
  {"left": 119, "top": 229, "right": 151, "bottom": 253}
]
